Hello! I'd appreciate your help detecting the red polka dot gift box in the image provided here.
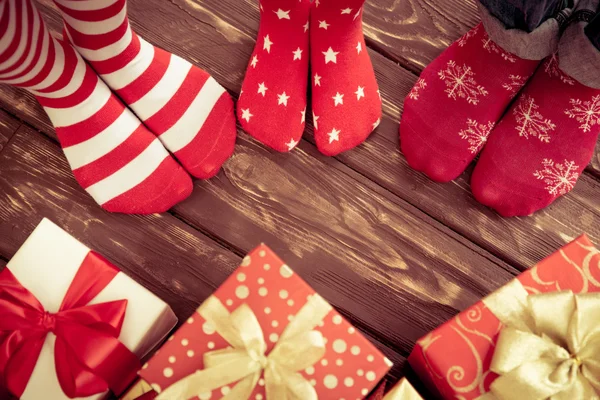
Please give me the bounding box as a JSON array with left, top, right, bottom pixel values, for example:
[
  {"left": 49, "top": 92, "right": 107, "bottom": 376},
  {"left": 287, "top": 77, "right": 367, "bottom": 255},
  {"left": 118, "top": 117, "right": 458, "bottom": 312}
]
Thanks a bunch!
[
  {"left": 136, "top": 244, "right": 393, "bottom": 399},
  {"left": 408, "top": 235, "right": 600, "bottom": 400}
]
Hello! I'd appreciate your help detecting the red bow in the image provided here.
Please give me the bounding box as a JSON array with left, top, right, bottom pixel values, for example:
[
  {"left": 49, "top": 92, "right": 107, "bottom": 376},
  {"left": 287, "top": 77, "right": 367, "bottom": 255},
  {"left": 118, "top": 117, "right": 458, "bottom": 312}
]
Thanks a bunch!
[{"left": 0, "top": 251, "right": 140, "bottom": 398}]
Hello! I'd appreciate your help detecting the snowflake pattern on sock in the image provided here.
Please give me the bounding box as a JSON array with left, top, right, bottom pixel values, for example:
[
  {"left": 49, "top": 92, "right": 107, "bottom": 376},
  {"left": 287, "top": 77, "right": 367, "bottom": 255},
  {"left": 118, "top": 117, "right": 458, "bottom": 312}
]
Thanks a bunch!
[
  {"left": 533, "top": 159, "right": 580, "bottom": 196},
  {"left": 544, "top": 54, "right": 575, "bottom": 86},
  {"left": 481, "top": 36, "right": 516, "bottom": 63},
  {"left": 438, "top": 61, "right": 488, "bottom": 105},
  {"left": 513, "top": 95, "right": 556, "bottom": 142},
  {"left": 457, "top": 24, "right": 480, "bottom": 47},
  {"left": 502, "top": 75, "right": 528, "bottom": 97},
  {"left": 458, "top": 119, "right": 494, "bottom": 154},
  {"left": 564, "top": 94, "right": 600, "bottom": 133},
  {"left": 408, "top": 78, "right": 427, "bottom": 100}
]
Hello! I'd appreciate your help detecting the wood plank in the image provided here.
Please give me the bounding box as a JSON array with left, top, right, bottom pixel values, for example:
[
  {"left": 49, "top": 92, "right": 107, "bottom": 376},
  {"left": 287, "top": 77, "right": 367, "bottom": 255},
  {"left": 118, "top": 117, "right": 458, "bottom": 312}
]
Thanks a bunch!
[
  {"left": 4, "top": 0, "right": 598, "bottom": 273},
  {"left": 0, "top": 125, "right": 411, "bottom": 381},
  {"left": 0, "top": 109, "right": 20, "bottom": 153}
]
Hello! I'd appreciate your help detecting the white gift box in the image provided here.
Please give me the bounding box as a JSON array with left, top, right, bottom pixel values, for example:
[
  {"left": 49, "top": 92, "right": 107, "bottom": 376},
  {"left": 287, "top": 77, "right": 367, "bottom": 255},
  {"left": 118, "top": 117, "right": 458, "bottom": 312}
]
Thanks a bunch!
[{"left": 4, "top": 218, "right": 177, "bottom": 400}]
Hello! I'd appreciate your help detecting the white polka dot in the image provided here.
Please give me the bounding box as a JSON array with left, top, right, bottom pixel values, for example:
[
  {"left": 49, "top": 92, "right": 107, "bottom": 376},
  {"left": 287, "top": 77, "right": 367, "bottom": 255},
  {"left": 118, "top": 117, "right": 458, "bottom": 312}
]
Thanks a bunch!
[
  {"left": 151, "top": 383, "right": 162, "bottom": 392},
  {"left": 321, "top": 359, "right": 328, "bottom": 366},
  {"left": 305, "top": 366, "right": 315, "bottom": 375},
  {"left": 366, "top": 371, "right": 376, "bottom": 381},
  {"left": 361, "top": 388, "right": 369, "bottom": 396},
  {"left": 264, "top": 263, "right": 271, "bottom": 271},
  {"left": 324, "top": 375, "right": 338, "bottom": 389},
  {"left": 287, "top": 299, "right": 294, "bottom": 306},
  {"left": 357, "top": 369, "right": 364, "bottom": 376},
  {"left": 336, "top": 359, "right": 343, "bottom": 366},
  {"left": 259, "top": 250, "right": 266, "bottom": 257},
  {"left": 203, "top": 321, "right": 216, "bottom": 335},
  {"left": 208, "top": 341, "right": 215, "bottom": 349},
  {"left": 187, "top": 350, "right": 195, "bottom": 357},
  {"left": 241, "top": 256, "right": 251, "bottom": 267},
  {"left": 333, "top": 315, "right": 343, "bottom": 325},
  {"left": 348, "top": 327, "right": 355, "bottom": 334},
  {"left": 344, "top": 377, "right": 354, "bottom": 387},
  {"left": 333, "top": 339, "right": 347, "bottom": 354},
  {"left": 181, "top": 339, "right": 189, "bottom": 346},
  {"left": 168, "top": 356, "right": 176, "bottom": 364},
  {"left": 236, "top": 285, "right": 249, "bottom": 299},
  {"left": 187, "top": 317, "right": 194, "bottom": 324},
  {"left": 259, "top": 287, "right": 268, "bottom": 296},
  {"left": 310, "top": 379, "right": 317, "bottom": 386},
  {"left": 272, "top": 320, "right": 279, "bottom": 328},
  {"left": 226, "top": 299, "right": 233, "bottom": 306},
  {"left": 221, "top": 386, "right": 230, "bottom": 395},
  {"left": 367, "top": 355, "right": 374, "bottom": 362},
  {"left": 280, "top": 264, "right": 293, "bottom": 278},
  {"left": 142, "top": 363, "right": 148, "bottom": 369},
  {"left": 237, "top": 273, "right": 246, "bottom": 282},
  {"left": 259, "top": 378, "right": 265, "bottom": 386},
  {"left": 351, "top": 346, "right": 361, "bottom": 356},
  {"left": 199, "top": 392, "right": 211, "bottom": 400},
  {"left": 264, "top": 307, "right": 271, "bottom": 314},
  {"left": 256, "top": 395, "right": 264, "bottom": 400},
  {"left": 384, "top": 357, "right": 393, "bottom": 367},
  {"left": 168, "top": 335, "right": 174, "bottom": 341},
  {"left": 258, "top": 277, "right": 265, "bottom": 284},
  {"left": 269, "top": 333, "right": 279, "bottom": 343},
  {"left": 279, "top": 290, "right": 288, "bottom": 299},
  {"left": 163, "top": 367, "right": 173, "bottom": 378}
]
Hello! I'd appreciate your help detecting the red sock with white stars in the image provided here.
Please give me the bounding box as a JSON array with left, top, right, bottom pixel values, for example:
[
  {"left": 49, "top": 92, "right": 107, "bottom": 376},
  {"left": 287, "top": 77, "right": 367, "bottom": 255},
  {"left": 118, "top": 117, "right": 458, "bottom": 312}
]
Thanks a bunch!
[
  {"left": 400, "top": 24, "right": 540, "bottom": 182},
  {"left": 237, "top": 0, "right": 311, "bottom": 152},
  {"left": 471, "top": 56, "right": 600, "bottom": 217},
  {"left": 55, "top": 0, "right": 237, "bottom": 179},
  {"left": 310, "top": 0, "right": 382, "bottom": 156}
]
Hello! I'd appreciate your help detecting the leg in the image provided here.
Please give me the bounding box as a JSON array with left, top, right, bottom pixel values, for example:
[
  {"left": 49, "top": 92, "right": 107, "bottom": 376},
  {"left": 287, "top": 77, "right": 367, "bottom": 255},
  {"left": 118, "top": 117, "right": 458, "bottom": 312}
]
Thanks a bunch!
[
  {"left": 0, "top": 0, "right": 192, "bottom": 214},
  {"left": 53, "top": 0, "right": 237, "bottom": 178},
  {"left": 479, "top": 0, "right": 568, "bottom": 32}
]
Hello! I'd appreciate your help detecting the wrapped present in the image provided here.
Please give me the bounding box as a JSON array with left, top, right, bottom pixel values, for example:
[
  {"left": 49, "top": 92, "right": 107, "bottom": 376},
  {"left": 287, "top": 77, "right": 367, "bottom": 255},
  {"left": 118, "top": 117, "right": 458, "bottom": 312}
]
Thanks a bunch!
[
  {"left": 0, "top": 218, "right": 178, "bottom": 400},
  {"left": 383, "top": 379, "right": 423, "bottom": 400},
  {"left": 139, "top": 244, "right": 393, "bottom": 399},
  {"left": 408, "top": 234, "right": 600, "bottom": 399}
]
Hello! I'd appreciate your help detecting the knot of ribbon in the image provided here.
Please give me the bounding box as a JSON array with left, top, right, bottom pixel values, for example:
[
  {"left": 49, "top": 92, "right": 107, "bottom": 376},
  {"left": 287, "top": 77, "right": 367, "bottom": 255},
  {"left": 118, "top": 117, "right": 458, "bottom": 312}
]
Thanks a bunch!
[
  {"left": 0, "top": 252, "right": 140, "bottom": 398},
  {"left": 482, "top": 290, "right": 600, "bottom": 400},
  {"left": 157, "top": 293, "right": 333, "bottom": 400}
]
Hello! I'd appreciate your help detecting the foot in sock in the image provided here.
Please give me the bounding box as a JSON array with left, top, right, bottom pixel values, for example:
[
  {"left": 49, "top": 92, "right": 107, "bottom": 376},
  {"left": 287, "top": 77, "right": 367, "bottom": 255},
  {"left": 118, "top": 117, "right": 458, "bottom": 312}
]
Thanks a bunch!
[
  {"left": 471, "top": 56, "right": 600, "bottom": 217},
  {"left": 55, "top": 0, "right": 237, "bottom": 179},
  {"left": 0, "top": 0, "right": 192, "bottom": 214},
  {"left": 237, "top": 0, "right": 311, "bottom": 152},
  {"left": 310, "top": 0, "right": 381, "bottom": 156},
  {"left": 400, "top": 23, "right": 540, "bottom": 182}
]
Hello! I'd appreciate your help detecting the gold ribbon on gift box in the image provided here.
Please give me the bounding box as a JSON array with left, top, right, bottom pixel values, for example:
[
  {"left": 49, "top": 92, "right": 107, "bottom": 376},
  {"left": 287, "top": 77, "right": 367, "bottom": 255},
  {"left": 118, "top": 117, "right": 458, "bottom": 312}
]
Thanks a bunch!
[
  {"left": 383, "top": 378, "right": 423, "bottom": 400},
  {"left": 477, "top": 282, "right": 600, "bottom": 400},
  {"left": 156, "top": 293, "right": 333, "bottom": 400}
]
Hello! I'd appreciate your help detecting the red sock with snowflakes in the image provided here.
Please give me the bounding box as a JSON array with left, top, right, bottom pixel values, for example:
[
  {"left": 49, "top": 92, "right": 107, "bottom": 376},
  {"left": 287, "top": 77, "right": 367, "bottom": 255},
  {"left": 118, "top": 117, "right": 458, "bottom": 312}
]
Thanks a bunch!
[
  {"left": 55, "top": 0, "right": 237, "bottom": 179},
  {"left": 237, "top": 0, "right": 311, "bottom": 152},
  {"left": 471, "top": 56, "right": 600, "bottom": 217},
  {"left": 400, "top": 23, "right": 540, "bottom": 182},
  {"left": 310, "top": 0, "right": 381, "bottom": 156}
]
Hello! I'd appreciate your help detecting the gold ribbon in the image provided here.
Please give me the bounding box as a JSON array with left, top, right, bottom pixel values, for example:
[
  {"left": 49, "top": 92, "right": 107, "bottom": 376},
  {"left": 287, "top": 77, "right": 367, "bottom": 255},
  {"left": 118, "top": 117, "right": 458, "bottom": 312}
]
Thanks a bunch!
[
  {"left": 479, "top": 290, "right": 600, "bottom": 400},
  {"left": 383, "top": 378, "right": 423, "bottom": 400},
  {"left": 156, "top": 294, "right": 332, "bottom": 400}
]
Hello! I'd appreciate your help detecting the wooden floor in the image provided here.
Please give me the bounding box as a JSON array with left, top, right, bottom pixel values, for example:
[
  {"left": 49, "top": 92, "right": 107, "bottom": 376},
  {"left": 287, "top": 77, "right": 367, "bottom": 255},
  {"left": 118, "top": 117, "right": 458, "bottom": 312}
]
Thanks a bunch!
[{"left": 1, "top": 0, "right": 599, "bottom": 397}]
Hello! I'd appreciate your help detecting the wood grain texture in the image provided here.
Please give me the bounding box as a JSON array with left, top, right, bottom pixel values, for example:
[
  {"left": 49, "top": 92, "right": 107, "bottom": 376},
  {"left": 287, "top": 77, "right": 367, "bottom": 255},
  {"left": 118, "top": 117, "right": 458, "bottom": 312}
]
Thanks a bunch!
[
  {"left": 2, "top": 0, "right": 597, "bottom": 274},
  {"left": 0, "top": 126, "right": 414, "bottom": 380},
  {"left": 0, "top": 109, "right": 20, "bottom": 153}
]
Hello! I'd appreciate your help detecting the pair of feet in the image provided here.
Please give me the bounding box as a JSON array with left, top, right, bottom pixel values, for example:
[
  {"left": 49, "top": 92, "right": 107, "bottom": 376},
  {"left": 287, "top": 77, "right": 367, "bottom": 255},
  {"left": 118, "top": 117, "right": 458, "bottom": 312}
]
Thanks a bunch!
[
  {"left": 1, "top": 0, "right": 236, "bottom": 214},
  {"left": 237, "top": 0, "right": 381, "bottom": 156},
  {"left": 401, "top": 23, "right": 600, "bottom": 217}
]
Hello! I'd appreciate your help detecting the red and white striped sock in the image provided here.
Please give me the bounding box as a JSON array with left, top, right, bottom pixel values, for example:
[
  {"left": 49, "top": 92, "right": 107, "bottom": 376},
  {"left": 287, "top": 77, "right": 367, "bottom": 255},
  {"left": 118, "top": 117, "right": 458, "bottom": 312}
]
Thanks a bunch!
[
  {"left": 0, "top": 0, "right": 192, "bottom": 214},
  {"left": 54, "top": 0, "right": 237, "bottom": 179}
]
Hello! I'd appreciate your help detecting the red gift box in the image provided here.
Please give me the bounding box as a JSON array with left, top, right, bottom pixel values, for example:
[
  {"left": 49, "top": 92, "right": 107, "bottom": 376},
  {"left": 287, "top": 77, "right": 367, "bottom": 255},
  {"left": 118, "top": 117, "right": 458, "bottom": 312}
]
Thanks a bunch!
[
  {"left": 408, "top": 234, "right": 600, "bottom": 399},
  {"left": 139, "top": 244, "right": 392, "bottom": 399}
]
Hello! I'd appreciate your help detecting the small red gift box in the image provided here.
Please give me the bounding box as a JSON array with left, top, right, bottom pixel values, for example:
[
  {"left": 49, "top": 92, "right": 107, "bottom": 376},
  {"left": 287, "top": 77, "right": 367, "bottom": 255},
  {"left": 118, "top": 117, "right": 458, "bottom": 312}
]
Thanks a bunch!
[
  {"left": 137, "top": 244, "right": 392, "bottom": 399},
  {"left": 408, "top": 234, "right": 600, "bottom": 399}
]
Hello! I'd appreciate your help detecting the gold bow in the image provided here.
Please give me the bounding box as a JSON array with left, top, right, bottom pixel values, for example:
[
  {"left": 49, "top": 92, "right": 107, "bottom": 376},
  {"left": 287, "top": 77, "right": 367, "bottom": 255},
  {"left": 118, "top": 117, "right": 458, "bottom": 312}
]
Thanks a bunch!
[
  {"left": 156, "top": 294, "right": 333, "bottom": 400},
  {"left": 480, "top": 291, "right": 600, "bottom": 400},
  {"left": 383, "top": 378, "right": 423, "bottom": 400}
]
